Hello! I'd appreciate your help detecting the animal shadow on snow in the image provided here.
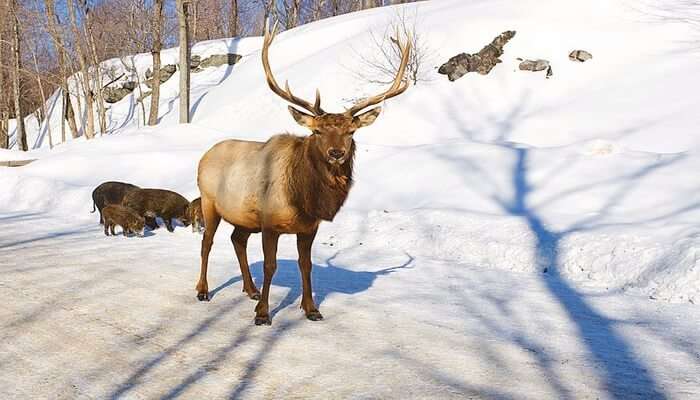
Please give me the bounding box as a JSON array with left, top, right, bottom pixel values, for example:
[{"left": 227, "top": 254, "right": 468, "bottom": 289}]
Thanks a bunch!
[{"left": 209, "top": 253, "right": 414, "bottom": 318}]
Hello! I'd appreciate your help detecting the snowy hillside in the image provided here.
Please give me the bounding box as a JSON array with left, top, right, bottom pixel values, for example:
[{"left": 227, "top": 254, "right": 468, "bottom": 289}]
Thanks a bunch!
[
  {"left": 3, "top": 0, "right": 698, "bottom": 303},
  {"left": 3, "top": 1, "right": 700, "bottom": 398}
]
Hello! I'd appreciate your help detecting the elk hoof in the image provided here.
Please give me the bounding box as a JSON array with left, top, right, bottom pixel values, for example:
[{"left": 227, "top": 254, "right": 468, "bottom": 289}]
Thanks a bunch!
[
  {"left": 196, "top": 292, "right": 210, "bottom": 302},
  {"left": 306, "top": 311, "right": 324, "bottom": 321},
  {"left": 248, "top": 292, "right": 261, "bottom": 301},
  {"left": 254, "top": 315, "right": 271, "bottom": 326}
]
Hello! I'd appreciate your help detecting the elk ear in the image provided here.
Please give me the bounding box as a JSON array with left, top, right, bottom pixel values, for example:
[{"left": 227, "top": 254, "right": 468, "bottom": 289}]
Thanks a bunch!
[
  {"left": 288, "top": 106, "right": 316, "bottom": 129},
  {"left": 352, "top": 107, "right": 382, "bottom": 128}
]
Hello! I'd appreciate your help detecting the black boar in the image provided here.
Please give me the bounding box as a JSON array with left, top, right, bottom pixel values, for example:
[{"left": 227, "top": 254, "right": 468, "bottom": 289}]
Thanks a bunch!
[
  {"left": 91, "top": 181, "right": 140, "bottom": 224},
  {"left": 102, "top": 204, "right": 145, "bottom": 236},
  {"left": 122, "top": 188, "right": 191, "bottom": 232}
]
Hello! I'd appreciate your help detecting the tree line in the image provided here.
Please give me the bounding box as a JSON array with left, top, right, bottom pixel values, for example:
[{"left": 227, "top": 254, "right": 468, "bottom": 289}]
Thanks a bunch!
[{"left": 0, "top": 0, "right": 419, "bottom": 151}]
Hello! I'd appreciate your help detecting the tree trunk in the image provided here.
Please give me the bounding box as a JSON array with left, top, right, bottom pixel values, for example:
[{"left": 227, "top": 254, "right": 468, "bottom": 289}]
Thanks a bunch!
[
  {"left": 287, "top": 0, "right": 301, "bottom": 29},
  {"left": 177, "top": 0, "right": 191, "bottom": 124},
  {"left": 228, "top": 0, "right": 238, "bottom": 37},
  {"left": 0, "top": 4, "right": 7, "bottom": 150},
  {"left": 11, "top": 0, "right": 27, "bottom": 151},
  {"left": 262, "top": 0, "right": 275, "bottom": 35},
  {"left": 148, "top": 0, "right": 164, "bottom": 126},
  {"left": 67, "top": 0, "right": 95, "bottom": 139},
  {"left": 31, "top": 48, "right": 53, "bottom": 149},
  {"left": 362, "top": 0, "right": 380, "bottom": 9},
  {"left": 83, "top": 4, "right": 108, "bottom": 135},
  {"left": 44, "top": 0, "right": 79, "bottom": 140}
]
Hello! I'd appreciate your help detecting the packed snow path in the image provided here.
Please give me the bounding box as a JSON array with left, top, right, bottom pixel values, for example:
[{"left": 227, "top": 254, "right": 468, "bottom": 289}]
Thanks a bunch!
[{"left": 1, "top": 213, "right": 698, "bottom": 399}]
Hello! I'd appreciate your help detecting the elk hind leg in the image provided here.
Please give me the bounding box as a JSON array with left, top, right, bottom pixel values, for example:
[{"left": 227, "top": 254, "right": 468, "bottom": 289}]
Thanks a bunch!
[
  {"left": 231, "top": 227, "right": 260, "bottom": 300},
  {"left": 196, "top": 197, "right": 221, "bottom": 301}
]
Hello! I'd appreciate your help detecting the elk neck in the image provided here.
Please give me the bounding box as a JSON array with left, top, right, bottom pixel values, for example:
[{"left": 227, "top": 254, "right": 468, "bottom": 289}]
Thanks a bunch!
[{"left": 287, "top": 134, "right": 355, "bottom": 222}]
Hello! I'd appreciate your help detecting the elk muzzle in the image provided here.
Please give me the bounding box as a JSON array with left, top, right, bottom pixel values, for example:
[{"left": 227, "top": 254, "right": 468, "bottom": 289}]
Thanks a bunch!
[{"left": 327, "top": 148, "right": 346, "bottom": 164}]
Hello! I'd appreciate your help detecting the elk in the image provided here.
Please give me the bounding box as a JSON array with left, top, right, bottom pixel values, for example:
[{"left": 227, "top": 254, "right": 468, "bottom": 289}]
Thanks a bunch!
[{"left": 195, "top": 21, "right": 411, "bottom": 325}]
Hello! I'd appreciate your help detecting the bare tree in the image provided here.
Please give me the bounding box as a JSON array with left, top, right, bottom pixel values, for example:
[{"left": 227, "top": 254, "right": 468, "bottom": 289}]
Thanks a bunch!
[
  {"left": 67, "top": 0, "right": 95, "bottom": 139},
  {"left": 177, "top": 0, "right": 191, "bottom": 123},
  {"left": 284, "top": 0, "right": 302, "bottom": 29},
  {"left": 229, "top": 0, "right": 239, "bottom": 36},
  {"left": 311, "top": 0, "right": 326, "bottom": 21},
  {"left": 10, "top": 0, "right": 27, "bottom": 151},
  {"left": 29, "top": 42, "right": 52, "bottom": 149},
  {"left": 354, "top": 8, "right": 434, "bottom": 86},
  {"left": 148, "top": 0, "right": 165, "bottom": 126},
  {"left": 0, "top": 0, "right": 8, "bottom": 149},
  {"left": 362, "top": 0, "right": 381, "bottom": 9},
  {"left": 82, "top": 2, "right": 108, "bottom": 135},
  {"left": 44, "top": 0, "right": 79, "bottom": 142}
]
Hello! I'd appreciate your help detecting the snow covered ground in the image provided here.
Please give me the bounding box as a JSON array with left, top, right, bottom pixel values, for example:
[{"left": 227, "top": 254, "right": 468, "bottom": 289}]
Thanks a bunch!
[
  {"left": 1, "top": 0, "right": 699, "bottom": 398},
  {"left": 2, "top": 213, "right": 700, "bottom": 399}
]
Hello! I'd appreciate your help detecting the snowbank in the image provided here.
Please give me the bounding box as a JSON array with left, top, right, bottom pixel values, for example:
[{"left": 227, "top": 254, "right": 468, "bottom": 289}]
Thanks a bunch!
[{"left": 1, "top": 0, "right": 698, "bottom": 303}]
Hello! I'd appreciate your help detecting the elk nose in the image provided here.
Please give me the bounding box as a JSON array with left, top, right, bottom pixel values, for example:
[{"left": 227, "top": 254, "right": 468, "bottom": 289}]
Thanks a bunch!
[{"left": 328, "top": 148, "right": 345, "bottom": 160}]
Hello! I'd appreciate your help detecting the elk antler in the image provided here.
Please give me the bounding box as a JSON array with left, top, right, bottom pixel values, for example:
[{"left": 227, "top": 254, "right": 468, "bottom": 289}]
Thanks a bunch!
[
  {"left": 345, "top": 30, "right": 412, "bottom": 116},
  {"left": 262, "top": 20, "right": 325, "bottom": 116}
]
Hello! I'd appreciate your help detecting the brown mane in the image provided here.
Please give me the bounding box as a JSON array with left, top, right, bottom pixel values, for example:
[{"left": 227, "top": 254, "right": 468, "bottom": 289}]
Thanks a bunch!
[{"left": 287, "top": 135, "right": 355, "bottom": 222}]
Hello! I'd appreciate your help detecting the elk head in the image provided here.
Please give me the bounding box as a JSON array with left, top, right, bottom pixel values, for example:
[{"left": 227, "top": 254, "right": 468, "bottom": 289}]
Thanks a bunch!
[{"left": 262, "top": 21, "right": 412, "bottom": 166}]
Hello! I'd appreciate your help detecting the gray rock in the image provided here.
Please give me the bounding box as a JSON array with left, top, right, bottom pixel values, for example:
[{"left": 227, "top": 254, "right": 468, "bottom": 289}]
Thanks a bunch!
[
  {"left": 199, "top": 53, "right": 242, "bottom": 69},
  {"left": 103, "top": 81, "right": 137, "bottom": 103},
  {"left": 103, "top": 87, "right": 133, "bottom": 104},
  {"left": 145, "top": 64, "right": 177, "bottom": 88},
  {"left": 122, "top": 81, "right": 137, "bottom": 91},
  {"left": 518, "top": 58, "right": 550, "bottom": 72},
  {"left": 517, "top": 58, "right": 553, "bottom": 79},
  {"left": 438, "top": 31, "right": 516, "bottom": 81},
  {"left": 569, "top": 50, "right": 593, "bottom": 62},
  {"left": 190, "top": 55, "right": 201, "bottom": 70}
]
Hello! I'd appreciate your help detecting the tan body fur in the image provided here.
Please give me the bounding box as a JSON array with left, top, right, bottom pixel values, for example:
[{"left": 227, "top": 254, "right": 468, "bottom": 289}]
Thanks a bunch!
[{"left": 198, "top": 136, "right": 320, "bottom": 234}]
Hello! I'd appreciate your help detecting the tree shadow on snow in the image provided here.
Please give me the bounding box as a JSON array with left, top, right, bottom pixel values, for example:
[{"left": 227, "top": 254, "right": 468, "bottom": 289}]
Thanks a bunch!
[{"left": 434, "top": 88, "right": 690, "bottom": 399}]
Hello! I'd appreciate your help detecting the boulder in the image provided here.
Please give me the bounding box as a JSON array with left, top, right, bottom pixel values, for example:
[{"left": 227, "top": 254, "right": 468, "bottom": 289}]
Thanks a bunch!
[
  {"left": 569, "top": 50, "right": 593, "bottom": 62},
  {"left": 199, "top": 53, "right": 242, "bottom": 69},
  {"left": 103, "top": 82, "right": 137, "bottom": 103},
  {"left": 145, "top": 64, "right": 176, "bottom": 88},
  {"left": 122, "top": 81, "right": 137, "bottom": 91},
  {"left": 517, "top": 58, "right": 553, "bottom": 78},
  {"left": 190, "top": 55, "right": 201, "bottom": 70},
  {"left": 438, "top": 31, "right": 516, "bottom": 81}
]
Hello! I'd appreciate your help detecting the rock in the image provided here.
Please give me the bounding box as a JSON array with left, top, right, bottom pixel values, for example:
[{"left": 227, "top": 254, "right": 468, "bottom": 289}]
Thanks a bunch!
[
  {"left": 145, "top": 64, "right": 176, "bottom": 80},
  {"left": 103, "top": 82, "right": 137, "bottom": 103},
  {"left": 145, "top": 64, "right": 176, "bottom": 88},
  {"left": 438, "top": 31, "right": 516, "bottom": 81},
  {"left": 518, "top": 58, "right": 549, "bottom": 72},
  {"left": 199, "top": 53, "right": 242, "bottom": 69},
  {"left": 190, "top": 55, "right": 201, "bottom": 70},
  {"left": 569, "top": 50, "right": 592, "bottom": 62},
  {"left": 517, "top": 58, "right": 553, "bottom": 78},
  {"left": 122, "top": 81, "right": 137, "bottom": 91}
]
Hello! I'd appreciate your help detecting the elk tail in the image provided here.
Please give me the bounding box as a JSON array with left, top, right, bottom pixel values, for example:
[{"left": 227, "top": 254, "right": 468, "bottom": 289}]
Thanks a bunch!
[{"left": 91, "top": 201, "right": 96, "bottom": 213}]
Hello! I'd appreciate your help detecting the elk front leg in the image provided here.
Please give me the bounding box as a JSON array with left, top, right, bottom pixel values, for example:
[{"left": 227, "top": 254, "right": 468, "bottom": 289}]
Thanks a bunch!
[
  {"left": 196, "top": 199, "right": 221, "bottom": 301},
  {"left": 231, "top": 227, "right": 260, "bottom": 300},
  {"left": 254, "top": 229, "right": 280, "bottom": 326},
  {"left": 297, "top": 230, "right": 322, "bottom": 321}
]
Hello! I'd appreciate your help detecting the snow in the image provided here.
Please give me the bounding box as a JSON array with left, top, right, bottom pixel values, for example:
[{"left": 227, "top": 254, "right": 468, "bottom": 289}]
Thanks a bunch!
[{"left": 1, "top": 0, "right": 700, "bottom": 397}]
